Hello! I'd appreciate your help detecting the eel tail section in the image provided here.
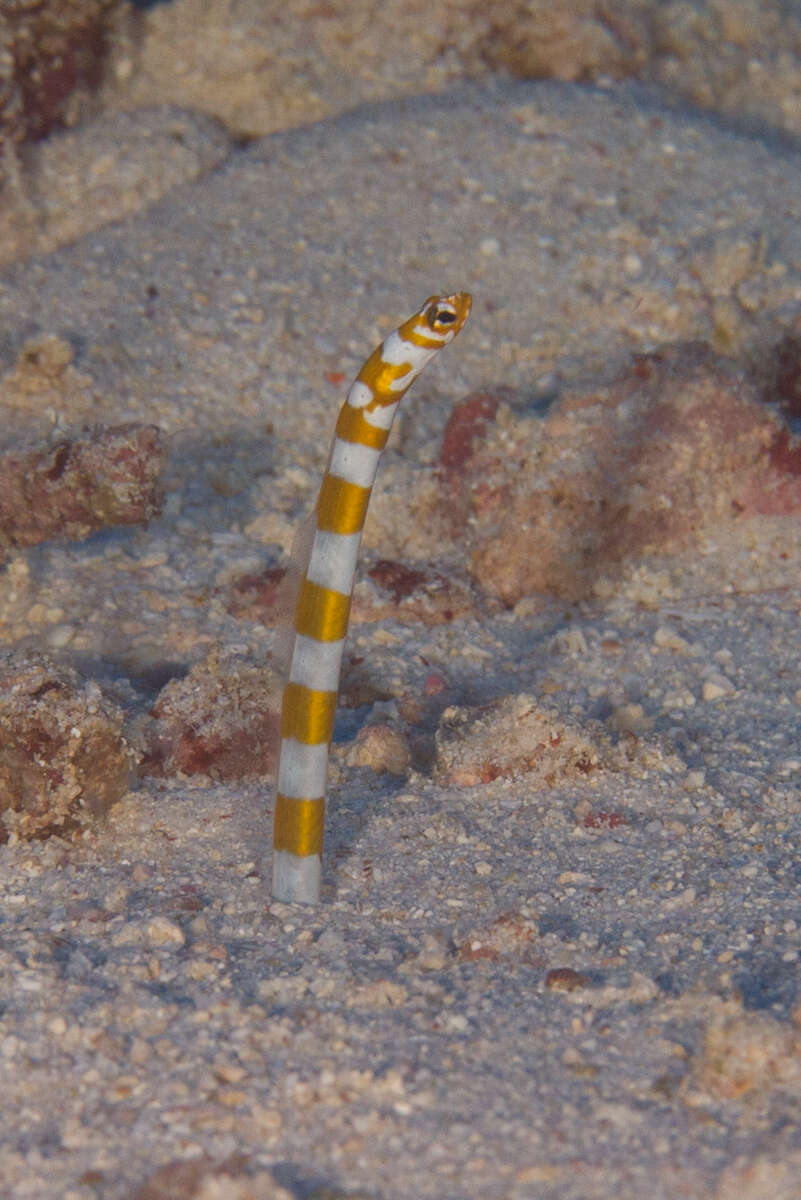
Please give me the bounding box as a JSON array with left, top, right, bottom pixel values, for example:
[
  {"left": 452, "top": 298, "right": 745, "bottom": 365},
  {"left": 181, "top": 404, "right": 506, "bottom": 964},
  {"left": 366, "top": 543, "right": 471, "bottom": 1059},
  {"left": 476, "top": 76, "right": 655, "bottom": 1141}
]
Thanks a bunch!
[{"left": 272, "top": 291, "right": 472, "bottom": 904}]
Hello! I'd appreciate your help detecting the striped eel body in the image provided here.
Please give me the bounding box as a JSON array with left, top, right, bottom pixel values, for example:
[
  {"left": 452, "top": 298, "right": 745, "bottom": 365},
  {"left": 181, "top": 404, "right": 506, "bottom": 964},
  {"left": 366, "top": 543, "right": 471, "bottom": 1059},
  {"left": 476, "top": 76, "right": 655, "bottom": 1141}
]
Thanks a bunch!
[{"left": 272, "top": 291, "right": 472, "bottom": 904}]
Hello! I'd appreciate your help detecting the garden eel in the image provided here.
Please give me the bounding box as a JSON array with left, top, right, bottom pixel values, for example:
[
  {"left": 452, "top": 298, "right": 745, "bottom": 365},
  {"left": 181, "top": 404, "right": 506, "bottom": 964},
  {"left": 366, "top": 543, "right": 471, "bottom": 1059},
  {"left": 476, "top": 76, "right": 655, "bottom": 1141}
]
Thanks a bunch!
[{"left": 272, "top": 291, "right": 472, "bottom": 904}]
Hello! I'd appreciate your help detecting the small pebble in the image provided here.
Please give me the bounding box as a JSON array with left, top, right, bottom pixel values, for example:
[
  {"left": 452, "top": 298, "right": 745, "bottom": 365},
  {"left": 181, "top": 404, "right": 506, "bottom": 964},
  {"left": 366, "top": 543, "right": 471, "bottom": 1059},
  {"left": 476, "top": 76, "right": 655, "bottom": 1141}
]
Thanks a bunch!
[
  {"left": 146, "top": 917, "right": 186, "bottom": 948},
  {"left": 654, "top": 626, "right": 693, "bottom": 653},
  {"left": 545, "top": 968, "right": 589, "bottom": 992},
  {"left": 702, "top": 673, "right": 735, "bottom": 701}
]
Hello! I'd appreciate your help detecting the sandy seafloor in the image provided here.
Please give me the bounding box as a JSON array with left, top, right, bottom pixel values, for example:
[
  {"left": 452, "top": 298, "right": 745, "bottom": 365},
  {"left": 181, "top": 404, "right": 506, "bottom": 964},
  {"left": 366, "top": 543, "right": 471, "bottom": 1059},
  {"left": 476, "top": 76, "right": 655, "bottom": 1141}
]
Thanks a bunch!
[{"left": 1, "top": 69, "right": 801, "bottom": 1200}]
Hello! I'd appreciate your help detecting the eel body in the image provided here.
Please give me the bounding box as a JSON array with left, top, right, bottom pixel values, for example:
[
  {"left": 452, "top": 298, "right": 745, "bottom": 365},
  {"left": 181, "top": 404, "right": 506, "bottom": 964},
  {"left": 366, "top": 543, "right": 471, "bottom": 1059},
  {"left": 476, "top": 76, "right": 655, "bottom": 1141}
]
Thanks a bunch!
[{"left": 272, "top": 291, "right": 472, "bottom": 904}]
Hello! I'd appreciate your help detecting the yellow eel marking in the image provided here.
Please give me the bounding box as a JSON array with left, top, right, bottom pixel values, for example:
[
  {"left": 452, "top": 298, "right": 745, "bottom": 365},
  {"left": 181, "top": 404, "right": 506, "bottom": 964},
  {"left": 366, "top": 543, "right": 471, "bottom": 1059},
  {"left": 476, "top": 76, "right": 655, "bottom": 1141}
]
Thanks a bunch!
[
  {"left": 280, "top": 682, "right": 337, "bottom": 744},
  {"left": 316, "top": 475, "right": 371, "bottom": 535},
  {"left": 335, "top": 403, "right": 390, "bottom": 449},
  {"left": 273, "top": 795, "right": 326, "bottom": 856},
  {"left": 294, "top": 577, "right": 352, "bottom": 642}
]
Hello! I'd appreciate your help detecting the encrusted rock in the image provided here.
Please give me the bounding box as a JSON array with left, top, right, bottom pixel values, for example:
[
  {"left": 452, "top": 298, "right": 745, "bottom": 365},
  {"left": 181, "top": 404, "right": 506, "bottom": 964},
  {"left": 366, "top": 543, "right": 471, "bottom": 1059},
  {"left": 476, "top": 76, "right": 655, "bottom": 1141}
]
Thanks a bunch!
[
  {"left": 687, "top": 1005, "right": 801, "bottom": 1105},
  {"left": 0, "top": 422, "right": 165, "bottom": 559},
  {"left": 351, "top": 558, "right": 480, "bottom": 625},
  {"left": 0, "top": 0, "right": 118, "bottom": 150},
  {"left": 458, "top": 345, "right": 801, "bottom": 605},
  {"left": 141, "top": 650, "right": 282, "bottom": 780},
  {"left": 0, "top": 650, "right": 132, "bottom": 841},
  {"left": 131, "top": 1154, "right": 292, "bottom": 1200},
  {"left": 434, "top": 692, "right": 605, "bottom": 787},
  {"left": 345, "top": 722, "right": 411, "bottom": 776}
]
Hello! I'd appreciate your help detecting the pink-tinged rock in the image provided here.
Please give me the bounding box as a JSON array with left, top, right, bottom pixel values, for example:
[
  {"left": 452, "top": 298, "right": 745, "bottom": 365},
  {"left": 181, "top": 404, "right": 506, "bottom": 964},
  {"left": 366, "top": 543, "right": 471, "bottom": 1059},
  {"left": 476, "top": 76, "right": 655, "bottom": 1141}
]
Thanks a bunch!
[
  {"left": 223, "top": 564, "right": 287, "bottom": 624},
  {"left": 583, "top": 809, "right": 627, "bottom": 829},
  {"left": 435, "top": 390, "right": 510, "bottom": 536},
  {"left": 767, "top": 331, "right": 801, "bottom": 422},
  {"left": 0, "top": 1, "right": 117, "bottom": 150},
  {"left": 438, "top": 390, "right": 502, "bottom": 473},
  {"left": 141, "top": 651, "right": 281, "bottom": 780},
  {"left": 225, "top": 555, "right": 482, "bottom": 630},
  {"left": 0, "top": 650, "right": 132, "bottom": 841},
  {"left": 424, "top": 672, "right": 447, "bottom": 696},
  {"left": 0, "top": 424, "right": 165, "bottom": 558},
  {"left": 459, "top": 345, "right": 801, "bottom": 605},
  {"left": 351, "top": 558, "right": 480, "bottom": 625}
]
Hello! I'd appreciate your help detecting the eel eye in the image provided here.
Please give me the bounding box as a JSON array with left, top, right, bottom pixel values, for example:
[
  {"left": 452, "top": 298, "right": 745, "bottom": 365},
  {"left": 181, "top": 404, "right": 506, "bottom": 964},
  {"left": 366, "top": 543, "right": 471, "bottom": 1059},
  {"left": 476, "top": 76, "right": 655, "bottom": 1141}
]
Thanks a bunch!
[{"left": 428, "top": 305, "right": 457, "bottom": 328}]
